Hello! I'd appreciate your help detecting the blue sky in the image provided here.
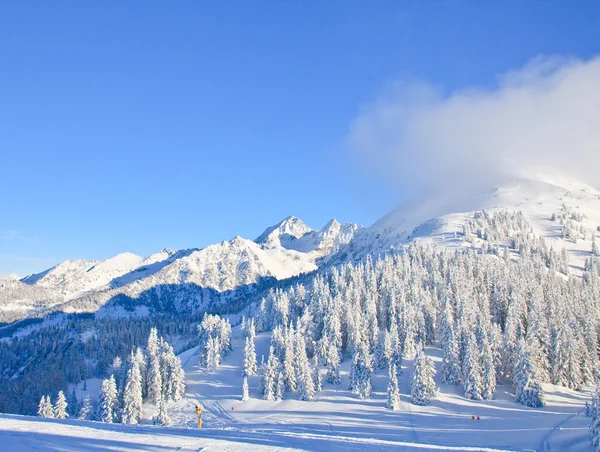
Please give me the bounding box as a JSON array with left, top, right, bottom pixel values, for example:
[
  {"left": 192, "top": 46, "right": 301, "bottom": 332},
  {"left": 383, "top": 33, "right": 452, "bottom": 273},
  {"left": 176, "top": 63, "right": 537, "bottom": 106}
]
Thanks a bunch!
[{"left": 1, "top": 1, "right": 599, "bottom": 275}]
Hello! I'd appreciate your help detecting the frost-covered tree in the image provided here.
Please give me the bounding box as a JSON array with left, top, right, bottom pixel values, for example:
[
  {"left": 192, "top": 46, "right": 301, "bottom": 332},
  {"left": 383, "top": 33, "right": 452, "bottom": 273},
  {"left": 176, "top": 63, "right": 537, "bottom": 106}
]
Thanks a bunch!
[
  {"left": 38, "top": 395, "right": 54, "bottom": 418},
  {"left": 242, "top": 376, "right": 249, "bottom": 402},
  {"left": 349, "top": 339, "right": 373, "bottom": 400},
  {"left": 153, "top": 395, "right": 170, "bottom": 426},
  {"left": 100, "top": 375, "right": 119, "bottom": 423},
  {"left": 78, "top": 396, "right": 93, "bottom": 421},
  {"left": 122, "top": 361, "right": 143, "bottom": 425},
  {"left": 295, "top": 332, "right": 315, "bottom": 401},
  {"left": 263, "top": 347, "right": 280, "bottom": 401},
  {"left": 590, "top": 387, "right": 600, "bottom": 450},
  {"left": 243, "top": 336, "right": 257, "bottom": 377},
  {"left": 326, "top": 345, "right": 341, "bottom": 385},
  {"left": 386, "top": 363, "right": 401, "bottom": 411},
  {"left": 439, "top": 308, "right": 461, "bottom": 385},
  {"left": 462, "top": 336, "right": 483, "bottom": 400},
  {"left": 411, "top": 344, "right": 436, "bottom": 405},
  {"left": 312, "top": 355, "right": 322, "bottom": 393},
  {"left": 54, "top": 390, "right": 68, "bottom": 419},
  {"left": 513, "top": 341, "right": 545, "bottom": 407},
  {"left": 481, "top": 335, "right": 496, "bottom": 400},
  {"left": 198, "top": 314, "right": 232, "bottom": 368},
  {"left": 283, "top": 332, "right": 297, "bottom": 392},
  {"left": 275, "top": 371, "right": 285, "bottom": 400}
]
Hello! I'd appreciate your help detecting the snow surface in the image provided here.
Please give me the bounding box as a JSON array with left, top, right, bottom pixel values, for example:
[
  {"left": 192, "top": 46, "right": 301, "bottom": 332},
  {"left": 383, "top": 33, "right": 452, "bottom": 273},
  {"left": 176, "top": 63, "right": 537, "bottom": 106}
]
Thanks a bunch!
[
  {"left": 5, "top": 325, "right": 593, "bottom": 451},
  {"left": 159, "top": 327, "right": 593, "bottom": 452}
]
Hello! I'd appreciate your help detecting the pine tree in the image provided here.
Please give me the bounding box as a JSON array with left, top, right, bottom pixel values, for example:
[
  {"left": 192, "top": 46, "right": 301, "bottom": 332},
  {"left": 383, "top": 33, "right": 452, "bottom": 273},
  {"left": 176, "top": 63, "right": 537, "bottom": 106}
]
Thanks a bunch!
[
  {"left": 481, "top": 335, "right": 496, "bottom": 400},
  {"left": 122, "top": 361, "right": 143, "bottom": 425},
  {"left": 242, "top": 376, "right": 249, "bottom": 402},
  {"left": 67, "top": 389, "right": 79, "bottom": 418},
  {"left": 275, "top": 371, "right": 285, "bottom": 400},
  {"left": 463, "top": 336, "right": 484, "bottom": 400},
  {"left": 411, "top": 344, "right": 436, "bottom": 405},
  {"left": 590, "top": 387, "right": 600, "bottom": 450},
  {"left": 283, "top": 333, "right": 297, "bottom": 391},
  {"left": 386, "top": 363, "right": 401, "bottom": 411},
  {"left": 263, "top": 347, "right": 279, "bottom": 401},
  {"left": 167, "top": 355, "right": 186, "bottom": 402},
  {"left": 79, "top": 396, "right": 93, "bottom": 421},
  {"left": 295, "top": 332, "right": 315, "bottom": 401},
  {"left": 147, "top": 354, "right": 163, "bottom": 404},
  {"left": 153, "top": 395, "right": 170, "bottom": 426},
  {"left": 206, "top": 336, "right": 221, "bottom": 369},
  {"left": 312, "top": 355, "right": 322, "bottom": 392},
  {"left": 100, "top": 375, "right": 118, "bottom": 423},
  {"left": 38, "top": 395, "right": 54, "bottom": 418},
  {"left": 350, "top": 338, "right": 373, "bottom": 400},
  {"left": 326, "top": 345, "right": 341, "bottom": 385},
  {"left": 439, "top": 308, "right": 462, "bottom": 385},
  {"left": 54, "top": 390, "right": 68, "bottom": 419},
  {"left": 243, "top": 336, "right": 258, "bottom": 376}
]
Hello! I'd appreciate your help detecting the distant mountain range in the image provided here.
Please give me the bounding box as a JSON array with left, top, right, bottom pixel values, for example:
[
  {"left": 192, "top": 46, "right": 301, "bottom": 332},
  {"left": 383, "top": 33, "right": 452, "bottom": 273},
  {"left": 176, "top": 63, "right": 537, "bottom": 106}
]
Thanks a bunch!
[{"left": 2, "top": 172, "right": 599, "bottom": 326}]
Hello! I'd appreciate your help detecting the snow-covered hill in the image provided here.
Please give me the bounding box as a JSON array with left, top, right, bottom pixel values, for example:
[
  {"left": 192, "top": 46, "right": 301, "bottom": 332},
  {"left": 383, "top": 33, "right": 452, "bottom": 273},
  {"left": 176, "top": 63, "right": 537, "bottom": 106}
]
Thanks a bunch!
[{"left": 331, "top": 173, "right": 600, "bottom": 267}]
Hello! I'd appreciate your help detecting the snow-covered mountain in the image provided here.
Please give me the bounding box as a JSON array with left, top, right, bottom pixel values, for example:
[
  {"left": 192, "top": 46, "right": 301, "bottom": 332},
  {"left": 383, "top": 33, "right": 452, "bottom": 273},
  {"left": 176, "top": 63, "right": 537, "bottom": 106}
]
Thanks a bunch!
[
  {"left": 1, "top": 217, "right": 362, "bottom": 322},
  {"left": 331, "top": 173, "right": 600, "bottom": 266},
  {"left": 3, "top": 172, "right": 599, "bottom": 324}
]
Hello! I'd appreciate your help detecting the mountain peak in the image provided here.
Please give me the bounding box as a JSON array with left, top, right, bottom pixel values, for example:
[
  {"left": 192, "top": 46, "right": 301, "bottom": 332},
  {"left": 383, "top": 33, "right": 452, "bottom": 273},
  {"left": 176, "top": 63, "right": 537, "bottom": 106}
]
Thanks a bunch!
[{"left": 255, "top": 216, "right": 313, "bottom": 246}]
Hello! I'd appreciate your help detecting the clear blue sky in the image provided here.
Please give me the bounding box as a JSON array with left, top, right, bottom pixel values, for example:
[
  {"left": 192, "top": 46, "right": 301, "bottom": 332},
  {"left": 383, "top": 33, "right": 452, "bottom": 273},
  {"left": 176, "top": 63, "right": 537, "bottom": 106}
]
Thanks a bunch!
[{"left": 1, "top": 1, "right": 599, "bottom": 275}]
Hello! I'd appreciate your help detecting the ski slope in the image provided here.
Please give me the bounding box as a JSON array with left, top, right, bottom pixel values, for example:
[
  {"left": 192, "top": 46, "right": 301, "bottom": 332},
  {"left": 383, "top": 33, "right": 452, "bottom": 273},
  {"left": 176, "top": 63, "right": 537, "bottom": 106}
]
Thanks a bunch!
[
  {"left": 0, "top": 329, "right": 593, "bottom": 451},
  {"left": 165, "top": 327, "right": 593, "bottom": 452}
]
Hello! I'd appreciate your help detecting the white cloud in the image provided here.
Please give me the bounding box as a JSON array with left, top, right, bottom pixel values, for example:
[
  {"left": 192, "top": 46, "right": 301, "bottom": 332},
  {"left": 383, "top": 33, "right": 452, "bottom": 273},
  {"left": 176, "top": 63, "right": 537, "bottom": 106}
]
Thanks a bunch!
[{"left": 348, "top": 55, "right": 600, "bottom": 194}]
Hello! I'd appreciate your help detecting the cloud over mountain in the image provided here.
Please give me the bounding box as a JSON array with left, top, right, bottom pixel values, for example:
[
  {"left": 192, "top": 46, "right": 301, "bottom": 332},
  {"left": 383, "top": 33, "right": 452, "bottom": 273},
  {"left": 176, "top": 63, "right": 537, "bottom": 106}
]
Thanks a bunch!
[{"left": 349, "top": 55, "right": 600, "bottom": 194}]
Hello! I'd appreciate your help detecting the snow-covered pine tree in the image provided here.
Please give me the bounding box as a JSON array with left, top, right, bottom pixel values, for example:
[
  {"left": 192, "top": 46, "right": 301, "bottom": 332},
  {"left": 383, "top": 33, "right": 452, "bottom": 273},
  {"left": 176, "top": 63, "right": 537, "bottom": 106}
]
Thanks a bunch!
[
  {"left": 78, "top": 396, "right": 93, "bottom": 420},
  {"left": 38, "top": 395, "right": 54, "bottom": 418},
  {"left": 326, "top": 345, "right": 341, "bottom": 385},
  {"left": 283, "top": 330, "right": 297, "bottom": 392},
  {"left": 257, "top": 355, "right": 266, "bottom": 396},
  {"left": 275, "top": 371, "right": 285, "bottom": 400},
  {"left": 100, "top": 375, "right": 118, "bottom": 423},
  {"left": 153, "top": 394, "right": 170, "bottom": 426},
  {"left": 263, "top": 347, "right": 279, "bottom": 401},
  {"left": 295, "top": 331, "right": 315, "bottom": 401},
  {"left": 206, "top": 336, "right": 221, "bottom": 369},
  {"left": 243, "top": 336, "right": 257, "bottom": 377},
  {"left": 386, "top": 363, "right": 401, "bottom": 411},
  {"left": 166, "top": 353, "right": 186, "bottom": 402},
  {"left": 513, "top": 340, "right": 546, "bottom": 407},
  {"left": 373, "top": 334, "right": 387, "bottom": 370},
  {"left": 462, "top": 335, "right": 484, "bottom": 400},
  {"left": 439, "top": 307, "right": 462, "bottom": 385},
  {"left": 411, "top": 344, "right": 436, "bottom": 405},
  {"left": 312, "top": 355, "right": 322, "bottom": 392},
  {"left": 242, "top": 376, "right": 249, "bottom": 401},
  {"left": 590, "top": 387, "right": 600, "bottom": 450},
  {"left": 54, "top": 390, "right": 68, "bottom": 419},
  {"left": 122, "top": 361, "right": 143, "bottom": 425},
  {"left": 481, "top": 335, "right": 496, "bottom": 400},
  {"left": 350, "top": 338, "right": 373, "bottom": 400}
]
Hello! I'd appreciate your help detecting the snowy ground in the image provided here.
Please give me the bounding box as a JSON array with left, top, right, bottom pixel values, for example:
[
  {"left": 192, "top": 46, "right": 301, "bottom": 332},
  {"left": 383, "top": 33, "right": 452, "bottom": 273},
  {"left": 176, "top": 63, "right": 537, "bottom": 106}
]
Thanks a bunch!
[
  {"left": 164, "top": 330, "right": 593, "bottom": 452},
  {"left": 0, "top": 327, "right": 593, "bottom": 451}
]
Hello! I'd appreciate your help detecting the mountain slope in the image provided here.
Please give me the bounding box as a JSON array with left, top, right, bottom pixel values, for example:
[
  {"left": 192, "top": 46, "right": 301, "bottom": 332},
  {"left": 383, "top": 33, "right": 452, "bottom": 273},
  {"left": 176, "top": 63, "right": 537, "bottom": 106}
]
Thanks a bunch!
[
  {"left": 332, "top": 173, "right": 600, "bottom": 267},
  {"left": 3, "top": 217, "right": 361, "bottom": 321}
]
